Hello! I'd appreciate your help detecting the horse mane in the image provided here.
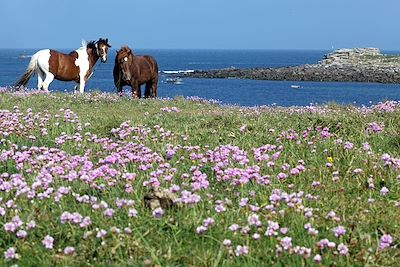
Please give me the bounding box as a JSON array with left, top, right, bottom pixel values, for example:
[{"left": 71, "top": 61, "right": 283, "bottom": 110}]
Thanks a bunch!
[
  {"left": 86, "top": 41, "right": 97, "bottom": 50},
  {"left": 116, "top": 46, "right": 134, "bottom": 64},
  {"left": 78, "top": 38, "right": 110, "bottom": 50}
]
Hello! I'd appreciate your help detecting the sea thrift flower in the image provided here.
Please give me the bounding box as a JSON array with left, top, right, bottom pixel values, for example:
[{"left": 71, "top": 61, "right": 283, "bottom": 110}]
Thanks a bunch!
[
  {"left": 234, "top": 245, "right": 249, "bottom": 257},
  {"left": 343, "top": 142, "right": 354, "bottom": 150},
  {"left": 308, "top": 228, "right": 319, "bottom": 236},
  {"left": 103, "top": 208, "right": 115, "bottom": 217},
  {"left": 240, "top": 226, "right": 251, "bottom": 235},
  {"left": 276, "top": 172, "right": 287, "bottom": 180},
  {"left": 311, "top": 181, "right": 321, "bottom": 187},
  {"left": 337, "top": 243, "right": 349, "bottom": 256},
  {"left": 16, "top": 230, "right": 27, "bottom": 239},
  {"left": 328, "top": 241, "right": 336, "bottom": 249},
  {"left": 366, "top": 122, "right": 384, "bottom": 134},
  {"left": 128, "top": 208, "right": 138, "bottom": 218},
  {"left": 380, "top": 187, "right": 389, "bottom": 196},
  {"left": 265, "top": 220, "right": 280, "bottom": 236},
  {"left": 42, "top": 235, "right": 54, "bottom": 249},
  {"left": 332, "top": 226, "right": 346, "bottom": 238},
  {"left": 290, "top": 168, "right": 300, "bottom": 176},
  {"left": 252, "top": 233, "right": 261, "bottom": 240},
  {"left": 313, "top": 254, "right": 322, "bottom": 264},
  {"left": 214, "top": 203, "right": 226, "bottom": 213},
  {"left": 379, "top": 234, "right": 393, "bottom": 250},
  {"left": 4, "top": 247, "right": 18, "bottom": 260},
  {"left": 4, "top": 222, "right": 17, "bottom": 233},
  {"left": 317, "top": 239, "right": 336, "bottom": 250},
  {"left": 175, "top": 190, "right": 201, "bottom": 204},
  {"left": 294, "top": 246, "right": 311, "bottom": 258},
  {"left": 280, "top": 237, "right": 292, "bottom": 250},
  {"left": 362, "top": 142, "right": 371, "bottom": 151},
  {"left": 26, "top": 220, "right": 36, "bottom": 229},
  {"left": 203, "top": 217, "right": 215, "bottom": 227},
  {"left": 239, "top": 198, "right": 248, "bottom": 207},
  {"left": 247, "top": 214, "right": 262, "bottom": 227},
  {"left": 196, "top": 225, "right": 207, "bottom": 234},
  {"left": 80, "top": 217, "right": 92, "bottom": 228},
  {"left": 223, "top": 239, "right": 232, "bottom": 246},
  {"left": 0, "top": 207, "right": 5, "bottom": 216},
  {"left": 228, "top": 224, "right": 240, "bottom": 232},
  {"left": 280, "top": 228, "right": 288, "bottom": 235},
  {"left": 332, "top": 171, "right": 340, "bottom": 182},
  {"left": 63, "top": 246, "right": 75, "bottom": 255},
  {"left": 96, "top": 229, "right": 107, "bottom": 238},
  {"left": 152, "top": 207, "right": 164, "bottom": 218}
]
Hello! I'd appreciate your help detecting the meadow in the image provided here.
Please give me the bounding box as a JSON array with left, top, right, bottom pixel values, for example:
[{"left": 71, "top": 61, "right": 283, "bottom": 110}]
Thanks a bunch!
[{"left": 0, "top": 90, "right": 398, "bottom": 266}]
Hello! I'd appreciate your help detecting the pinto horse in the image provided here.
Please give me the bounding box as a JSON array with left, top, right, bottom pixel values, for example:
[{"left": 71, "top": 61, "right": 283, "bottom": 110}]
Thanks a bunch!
[
  {"left": 113, "top": 46, "right": 158, "bottom": 98},
  {"left": 15, "top": 38, "right": 111, "bottom": 93}
]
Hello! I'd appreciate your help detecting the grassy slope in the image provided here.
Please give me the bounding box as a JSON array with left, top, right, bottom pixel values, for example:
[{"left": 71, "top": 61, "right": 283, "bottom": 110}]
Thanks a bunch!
[{"left": 0, "top": 92, "right": 399, "bottom": 266}]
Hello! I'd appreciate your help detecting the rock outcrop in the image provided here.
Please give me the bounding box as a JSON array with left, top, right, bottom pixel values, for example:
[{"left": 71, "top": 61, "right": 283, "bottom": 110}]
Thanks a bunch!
[{"left": 180, "top": 48, "right": 400, "bottom": 83}]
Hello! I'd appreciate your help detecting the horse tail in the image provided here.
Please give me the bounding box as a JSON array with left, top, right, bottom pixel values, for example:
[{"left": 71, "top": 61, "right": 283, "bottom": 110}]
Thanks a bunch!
[{"left": 14, "top": 53, "right": 39, "bottom": 88}]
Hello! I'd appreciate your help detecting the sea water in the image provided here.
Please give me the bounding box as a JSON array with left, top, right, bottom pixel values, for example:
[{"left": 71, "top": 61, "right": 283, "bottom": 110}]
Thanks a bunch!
[{"left": 1, "top": 49, "right": 400, "bottom": 107}]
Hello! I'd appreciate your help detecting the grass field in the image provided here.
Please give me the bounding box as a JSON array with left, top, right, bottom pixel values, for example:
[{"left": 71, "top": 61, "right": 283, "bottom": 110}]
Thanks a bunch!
[{"left": 0, "top": 91, "right": 399, "bottom": 266}]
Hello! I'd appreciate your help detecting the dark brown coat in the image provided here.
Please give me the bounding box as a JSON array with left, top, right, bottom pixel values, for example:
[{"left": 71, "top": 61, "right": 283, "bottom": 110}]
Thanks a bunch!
[{"left": 113, "top": 46, "right": 158, "bottom": 98}]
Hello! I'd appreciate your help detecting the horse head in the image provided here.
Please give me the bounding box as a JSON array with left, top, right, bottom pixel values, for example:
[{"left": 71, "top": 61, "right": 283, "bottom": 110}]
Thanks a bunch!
[
  {"left": 96, "top": 38, "right": 111, "bottom": 63},
  {"left": 117, "top": 46, "right": 134, "bottom": 81}
]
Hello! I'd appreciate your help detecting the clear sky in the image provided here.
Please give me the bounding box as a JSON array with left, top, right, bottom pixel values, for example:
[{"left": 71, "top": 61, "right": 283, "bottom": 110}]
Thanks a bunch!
[{"left": 2, "top": 0, "right": 400, "bottom": 50}]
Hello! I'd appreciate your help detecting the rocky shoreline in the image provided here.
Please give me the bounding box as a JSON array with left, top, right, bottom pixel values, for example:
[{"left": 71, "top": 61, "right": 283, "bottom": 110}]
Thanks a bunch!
[{"left": 180, "top": 48, "right": 400, "bottom": 83}]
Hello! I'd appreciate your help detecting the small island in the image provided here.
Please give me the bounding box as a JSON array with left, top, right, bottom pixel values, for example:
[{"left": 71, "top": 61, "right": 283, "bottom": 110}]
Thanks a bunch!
[{"left": 181, "top": 48, "right": 400, "bottom": 83}]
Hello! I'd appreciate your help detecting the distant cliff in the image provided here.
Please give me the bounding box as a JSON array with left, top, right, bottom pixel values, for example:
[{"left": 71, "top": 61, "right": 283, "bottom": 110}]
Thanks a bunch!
[{"left": 181, "top": 48, "right": 400, "bottom": 83}]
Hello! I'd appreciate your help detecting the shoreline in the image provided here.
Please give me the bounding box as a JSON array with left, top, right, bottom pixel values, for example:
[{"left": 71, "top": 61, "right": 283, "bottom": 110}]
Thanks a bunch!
[{"left": 180, "top": 48, "right": 400, "bottom": 84}]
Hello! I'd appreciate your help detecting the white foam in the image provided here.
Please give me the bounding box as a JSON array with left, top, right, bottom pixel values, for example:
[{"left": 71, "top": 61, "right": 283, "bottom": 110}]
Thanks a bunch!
[{"left": 163, "top": 70, "right": 194, "bottom": 74}]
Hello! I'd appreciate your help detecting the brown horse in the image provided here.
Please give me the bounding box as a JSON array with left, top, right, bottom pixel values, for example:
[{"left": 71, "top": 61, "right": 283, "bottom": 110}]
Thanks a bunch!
[
  {"left": 113, "top": 46, "right": 158, "bottom": 98},
  {"left": 15, "top": 38, "right": 111, "bottom": 93}
]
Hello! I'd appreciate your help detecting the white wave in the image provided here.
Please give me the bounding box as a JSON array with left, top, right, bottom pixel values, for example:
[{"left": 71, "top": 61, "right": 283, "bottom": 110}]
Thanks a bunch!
[{"left": 162, "top": 69, "right": 194, "bottom": 74}]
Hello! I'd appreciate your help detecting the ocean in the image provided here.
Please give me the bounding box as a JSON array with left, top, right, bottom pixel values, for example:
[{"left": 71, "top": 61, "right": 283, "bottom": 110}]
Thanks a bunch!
[{"left": 1, "top": 49, "right": 400, "bottom": 107}]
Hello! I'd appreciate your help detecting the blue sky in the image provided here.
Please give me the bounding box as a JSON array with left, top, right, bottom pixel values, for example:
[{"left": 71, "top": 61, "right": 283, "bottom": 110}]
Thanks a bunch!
[{"left": 1, "top": 0, "right": 400, "bottom": 50}]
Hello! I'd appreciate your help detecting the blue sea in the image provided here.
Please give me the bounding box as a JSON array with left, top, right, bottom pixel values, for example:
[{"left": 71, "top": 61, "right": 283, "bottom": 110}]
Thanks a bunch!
[{"left": 1, "top": 49, "right": 400, "bottom": 107}]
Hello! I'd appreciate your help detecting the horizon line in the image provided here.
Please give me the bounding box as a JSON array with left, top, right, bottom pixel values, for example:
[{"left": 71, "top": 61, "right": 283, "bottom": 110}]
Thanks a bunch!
[{"left": 2, "top": 47, "right": 400, "bottom": 52}]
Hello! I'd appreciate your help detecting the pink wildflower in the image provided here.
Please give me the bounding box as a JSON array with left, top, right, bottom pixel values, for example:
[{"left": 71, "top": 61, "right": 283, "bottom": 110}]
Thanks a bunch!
[
  {"left": 64, "top": 246, "right": 75, "bottom": 255},
  {"left": 379, "top": 234, "right": 393, "bottom": 250},
  {"left": 337, "top": 243, "right": 349, "bottom": 256},
  {"left": 152, "top": 207, "right": 164, "bottom": 218},
  {"left": 234, "top": 245, "right": 249, "bottom": 256},
  {"left": 332, "top": 226, "right": 346, "bottom": 238},
  {"left": 42, "top": 235, "right": 54, "bottom": 249},
  {"left": 380, "top": 187, "right": 389, "bottom": 196},
  {"left": 4, "top": 247, "right": 18, "bottom": 260}
]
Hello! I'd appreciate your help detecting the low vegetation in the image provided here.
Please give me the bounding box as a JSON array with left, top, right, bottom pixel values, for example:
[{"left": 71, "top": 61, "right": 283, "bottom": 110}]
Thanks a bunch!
[{"left": 0, "top": 91, "right": 398, "bottom": 266}]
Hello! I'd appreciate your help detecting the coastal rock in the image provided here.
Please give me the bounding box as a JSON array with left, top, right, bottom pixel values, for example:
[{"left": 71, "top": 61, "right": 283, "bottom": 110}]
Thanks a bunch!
[
  {"left": 180, "top": 48, "right": 400, "bottom": 84},
  {"left": 144, "top": 188, "right": 181, "bottom": 210},
  {"left": 320, "top": 48, "right": 381, "bottom": 65}
]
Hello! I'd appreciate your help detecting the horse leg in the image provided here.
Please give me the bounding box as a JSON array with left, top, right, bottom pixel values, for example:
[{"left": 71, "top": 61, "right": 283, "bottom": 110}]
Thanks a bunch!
[
  {"left": 151, "top": 77, "right": 158, "bottom": 98},
  {"left": 131, "top": 81, "right": 141, "bottom": 98},
  {"left": 37, "top": 70, "right": 44, "bottom": 90},
  {"left": 42, "top": 72, "right": 54, "bottom": 92},
  {"left": 145, "top": 82, "right": 151, "bottom": 98},
  {"left": 79, "top": 77, "right": 86, "bottom": 94},
  {"left": 74, "top": 83, "right": 79, "bottom": 94},
  {"left": 117, "top": 85, "right": 123, "bottom": 97},
  {"left": 138, "top": 84, "right": 142, "bottom": 99}
]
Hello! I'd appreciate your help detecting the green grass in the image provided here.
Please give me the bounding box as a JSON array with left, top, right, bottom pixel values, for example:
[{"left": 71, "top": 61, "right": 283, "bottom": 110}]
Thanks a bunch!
[{"left": 0, "top": 92, "right": 399, "bottom": 266}]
